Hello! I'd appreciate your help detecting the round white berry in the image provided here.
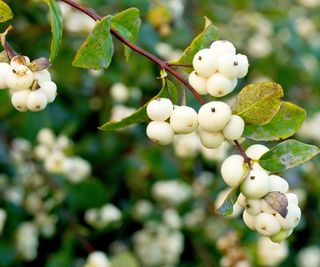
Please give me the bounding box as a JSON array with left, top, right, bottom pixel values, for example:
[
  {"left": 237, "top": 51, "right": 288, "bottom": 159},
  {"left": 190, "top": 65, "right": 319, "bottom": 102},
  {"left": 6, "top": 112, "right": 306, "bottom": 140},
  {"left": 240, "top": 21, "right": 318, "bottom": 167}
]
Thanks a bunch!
[
  {"left": 245, "top": 144, "right": 269, "bottom": 160},
  {"left": 245, "top": 198, "right": 262, "bottom": 216},
  {"left": 146, "top": 121, "right": 174, "bottom": 145},
  {"left": 221, "top": 154, "right": 246, "bottom": 187},
  {"left": 242, "top": 210, "right": 256, "bottom": 230},
  {"left": 210, "top": 40, "right": 236, "bottom": 55},
  {"left": 10, "top": 55, "right": 30, "bottom": 69},
  {"left": 170, "top": 106, "right": 198, "bottom": 134},
  {"left": 255, "top": 213, "right": 281, "bottom": 236},
  {"left": 6, "top": 65, "right": 34, "bottom": 91},
  {"left": 240, "top": 169, "right": 270, "bottom": 199},
  {"left": 27, "top": 90, "right": 48, "bottom": 111},
  {"left": 188, "top": 71, "right": 208, "bottom": 95},
  {"left": 218, "top": 53, "right": 241, "bottom": 79},
  {"left": 276, "top": 204, "right": 301, "bottom": 230},
  {"left": 261, "top": 199, "right": 276, "bottom": 215},
  {"left": 0, "top": 62, "right": 11, "bottom": 89},
  {"left": 146, "top": 98, "right": 173, "bottom": 121},
  {"left": 222, "top": 115, "right": 245, "bottom": 140},
  {"left": 39, "top": 81, "right": 57, "bottom": 103},
  {"left": 198, "top": 101, "right": 232, "bottom": 132},
  {"left": 198, "top": 128, "right": 224, "bottom": 149},
  {"left": 11, "top": 90, "right": 30, "bottom": 112},
  {"left": 236, "top": 54, "right": 249, "bottom": 78},
  {"left": 33, "top": 69, "right": 51, "bottom": 83},
  {"left": 269, "top": 175, "right": 289, "bottom": 194},
  {"left": 237, "top": 193, "right": 247, "bottom": 207},
  {"left": 206, "top": 73, "right": 234, "bottom": 97},
  {"left": 192, "top": 49, "right": 218, "bottom": 78},
  {"left": 285, "top": 193, "right": 299, "bottom": 205}
]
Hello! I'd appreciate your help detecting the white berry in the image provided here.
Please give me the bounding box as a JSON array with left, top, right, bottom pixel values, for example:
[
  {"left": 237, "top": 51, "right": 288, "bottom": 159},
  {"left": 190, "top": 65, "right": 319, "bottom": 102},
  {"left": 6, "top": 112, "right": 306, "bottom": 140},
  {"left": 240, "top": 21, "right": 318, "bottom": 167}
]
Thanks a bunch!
[
  {"left": 146, "top": 121, "right": 174, "bottom": 145},
  {"left": 33, "top": 69, "right": 51, "bottom": 83},
  {"left": 218, "top": 53, "right": 241, "bottom": 79},
  {"left": 170, "top": 106, "right": 198, "bottom": 134},
  {"left": 39, "top": 81, "right": 57, "bottom": 103},
  {"left": 146, "top": 98, "right": 173, "bottom": 121},
  {"left": 222, "top": 115, "right": 245, "bottom": 140},
  {"left": 242, "top": 210, "right": 256, "bottom": 230},
  {"left": 188, "top": 71, "right": 208, "bottom": 95},
  {"left": 11, "top": 90, "right": 30, "bottom": 112},
  {"left": 206, "top": 73, "right": 235, "bottom": 97},
  {"left": 198, "top": 128, "right": 224, "bottom": 149},
  {"left": 236, "top": 54, "right": 249, "bottom": 78},
  {"left": 192, "top": 49, "right": 218, "bottom": 78},
  {"left": 261, "top": 199, "right": 276, "bottom": 215},
  {"left": 27, "top": 90, "right": 48, "bottom": 111},
  {"left": 221, "top": 154, "right": 246, "bottom": 187},
  {"left": 0, "top": 62, "right": 11, "bottom": 89},
  {"left": 6, "top": 65, "right": 34, "bottom": 91},
  {"left": 240, "top": 169, "right": 270, "bottom": 199},
  {"left": 255, "top": 213, "right": 281, "bottom": 236},
  {"left": 285, "top": 193, "right": 299, "bottom": 205},
  {"left": 245, "top": 198, "right": 262, "bottom": 216},
  {"left": 210, "top": 40, "right": 236, "bottom": 55},
  {"left": 237, "top": 193, "right": 247, "bottom": 207},
  {"left": 10, "top": 55, "right": 30, "bottom": 69},
  {"left": 276, "top": 204, "right": 301, "bottom": 230},
  {"left": 269, "top": 175, "right": 289, "bottom": 193},
  {"left": 198, "top": 101, "right": 232, "bottom": 132},
  {"left": 245, "top": 144, "right": 269, "bottom": 160}
]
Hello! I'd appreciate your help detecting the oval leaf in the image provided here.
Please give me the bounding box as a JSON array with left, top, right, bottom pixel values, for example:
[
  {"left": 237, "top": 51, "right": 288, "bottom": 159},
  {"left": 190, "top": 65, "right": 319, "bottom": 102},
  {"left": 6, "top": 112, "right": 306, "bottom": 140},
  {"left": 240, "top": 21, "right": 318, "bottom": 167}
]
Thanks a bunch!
[
  {"left": 73, "top": 16, "right": 113, "bottom": 70},
  {"left": 171, "top": 17, "right": 218, "bottom": 72},
  {"left": 259, "top": 139, "right": 320, "bottom": 173},
  {"left": 232, "top": 82, "right": 284, "bottom": 126},
  {"left": 99, "top": 79, "right": 179, "bottom": 131},
  {"left": 44, "top": 0, "right": 63, "bottom": 62},
  {"left": 216, "top": 187, "right": 240, "bottom": 216},
  {"left": 112, "top": 8, "right": 141, "bottom": 61},
  {"left": 264, "top": 192, "right": 288, "bottom": 218},
  {"left": 0, "top": 1, "right": 13, "bottom": 23},
  {"left": 244, "top": 101, "right": 306, "bottom": 141}
]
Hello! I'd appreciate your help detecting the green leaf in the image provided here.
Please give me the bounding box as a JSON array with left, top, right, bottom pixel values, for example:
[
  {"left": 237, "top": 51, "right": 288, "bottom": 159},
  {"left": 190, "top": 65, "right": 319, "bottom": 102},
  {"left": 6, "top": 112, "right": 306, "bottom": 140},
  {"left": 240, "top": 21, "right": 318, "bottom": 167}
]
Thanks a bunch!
[
  {"left": 171, "top": 17, "right": 218, "bottom": 72},
  {"left": 216, "top": 187, "right": 240, "bottom": 216},
  {"left": 44, "top": 0, "right": 63, "bottom": 62},
  {"left": 99, "top": 78, "right": 179, "bottom": 131},
  {"left": 232, "top": 82, "right": 284, "bottom": 126},
  {"left": 259, "top": 139, "right": 320, "bottom": 173},
  {"left": 111, "top": 251, "right": 140, "bottom": 267},
  {"left": 244, "top": 102, "right": 306, "bottom": 141},
  {"left": 0, "top": 1, "right": 13, "bottom": 23},
  {"left": 112, "top": 8, "right": 141, "bottom": 60},
  {"left": 73, "top": 16, "right": 113, "bottom": 69}
]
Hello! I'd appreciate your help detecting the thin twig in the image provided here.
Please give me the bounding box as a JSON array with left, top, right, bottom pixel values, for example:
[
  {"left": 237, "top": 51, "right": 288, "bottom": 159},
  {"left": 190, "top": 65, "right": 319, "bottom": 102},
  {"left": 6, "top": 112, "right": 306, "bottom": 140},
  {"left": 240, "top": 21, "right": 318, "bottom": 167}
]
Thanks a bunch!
[
  {"left": 167, "top": 63, "right": 193, "bottom": 68},
  {"left": 234, "top": 140, "right": 252, "bottom": 168}
]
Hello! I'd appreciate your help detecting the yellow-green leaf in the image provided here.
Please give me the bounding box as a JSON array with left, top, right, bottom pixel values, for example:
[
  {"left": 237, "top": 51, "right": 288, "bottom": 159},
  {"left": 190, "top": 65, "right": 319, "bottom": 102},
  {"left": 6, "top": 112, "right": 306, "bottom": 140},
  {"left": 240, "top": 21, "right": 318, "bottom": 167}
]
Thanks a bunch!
[
  {"left": 171, "top": 17, "right": 218, "bottom": 72},
  {"left": 232, "top": 82, "right": 284, "bottom": 126},
  {"left": 73, "top": 16, "right": 112, "bottom": 70},
  {"left": 259, "top": 139, "right": 320, "bottom": 173},
  {"left": 111, "top": 8, "right": 141, "bottom": 61},
  {"left": 0, "top": 1, "right": 13, "bottom": 23},
  {"left": 244, "top": 101, "right": 306, "bottom": 141},
  {"left": 44, "top": 0, "right": 63, "bottom": 62},
  {"left": 216, "top": 187, "right": 240, "bottom": 216}
]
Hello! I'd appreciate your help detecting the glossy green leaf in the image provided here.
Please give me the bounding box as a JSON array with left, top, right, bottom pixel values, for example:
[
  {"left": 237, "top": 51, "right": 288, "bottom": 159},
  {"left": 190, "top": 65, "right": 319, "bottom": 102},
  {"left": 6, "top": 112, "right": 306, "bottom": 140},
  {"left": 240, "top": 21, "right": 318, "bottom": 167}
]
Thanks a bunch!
[
  {"left": 232, "top": 82, "right": 284, "bottom": 126},
  {"left": 111, "top": 251, "right": 139, "bottom": 267},
  {"left": 259, "top": 140, "right": 320, "bottom": 173},
  {"left": 112, "top": 8, "right": 141, "bottom": 60},
  {"left": 244, "top": 101, "right": 306, "bottom": 141},
  {"left": 216, "top": 187, "right": 240, "bottom": 216},
  {"left": 171, "top": 17, "right": 218, "bottom": 72},
  {"left": 73, "top": 16, "right": 113, "bottom": 69},
  {"left": 99, "top": 78, "right": 178, "bottom": 131},
  {"left": 44, "top": 0, "right": 63, "bottom": 62},
  {"left": 0, "top": 1, "right": 13, "bottom": 23}
]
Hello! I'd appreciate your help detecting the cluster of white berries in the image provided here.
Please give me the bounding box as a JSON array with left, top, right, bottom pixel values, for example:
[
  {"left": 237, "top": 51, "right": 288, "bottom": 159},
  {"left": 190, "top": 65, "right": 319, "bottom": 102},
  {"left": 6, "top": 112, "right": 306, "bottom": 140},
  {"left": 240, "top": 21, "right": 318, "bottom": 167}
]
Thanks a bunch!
[
  {"left": 0, "top": 55, "right": 56, "bottom": 112},
  {"left": 189, "top": 40, "right": 248, "bottom": 97},
  {"left": 146, "top": 97, "right": 245, "bottom": 148},
  {"left": 220, "top": 144, "right": 301, "bottom": 242},
  {"left": 34, "top": 128, "right": 91, "bottom": 183}
]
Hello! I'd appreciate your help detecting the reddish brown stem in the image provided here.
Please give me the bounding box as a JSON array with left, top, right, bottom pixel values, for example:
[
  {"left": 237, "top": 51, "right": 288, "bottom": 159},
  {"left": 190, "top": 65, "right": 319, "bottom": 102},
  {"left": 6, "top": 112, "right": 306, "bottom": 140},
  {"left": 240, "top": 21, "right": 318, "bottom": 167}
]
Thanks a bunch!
[
  {"left": 234, "top": 140, "right": 252, "bottom": 168},
  {"left": 2, "top": 41, "right": 18, "bottom": 59},
  {"left": 167, "top": 63, "right": 193, "bottom": 68}
]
